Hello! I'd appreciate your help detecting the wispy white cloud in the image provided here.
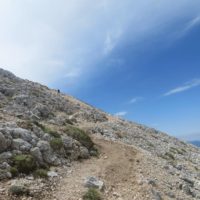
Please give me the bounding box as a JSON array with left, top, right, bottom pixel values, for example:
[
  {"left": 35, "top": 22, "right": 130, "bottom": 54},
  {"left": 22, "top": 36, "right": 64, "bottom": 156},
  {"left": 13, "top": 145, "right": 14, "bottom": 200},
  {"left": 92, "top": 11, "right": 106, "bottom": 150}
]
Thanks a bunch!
[
  {"left": 103, "top": 29, "right": 123, "bottom": 55},
  {"left": 181, "top": 16, "right": 200, "bottom": 36},
  {"left": 64, "top": 68, "right": 81, "bottom": 78},
  {"left": 129, "top": 97, "right": 143, "bottom": 104},
  {"left": 0, "top": 0, "right": 200, "bottom": 88},
  {"left": 114, "top": 111, "right": 127, "bottom": 117},
  {"left": 164, "top": 79, "right": 200, "bottom": 96}
]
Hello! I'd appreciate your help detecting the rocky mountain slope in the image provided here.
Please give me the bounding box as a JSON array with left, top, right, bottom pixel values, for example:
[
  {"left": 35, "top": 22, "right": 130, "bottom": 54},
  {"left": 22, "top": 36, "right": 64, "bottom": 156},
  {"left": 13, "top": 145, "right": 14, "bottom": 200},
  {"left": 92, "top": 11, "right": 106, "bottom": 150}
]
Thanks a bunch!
[{"left": 0, "top": 68, "right": 200, "bottom": 200}]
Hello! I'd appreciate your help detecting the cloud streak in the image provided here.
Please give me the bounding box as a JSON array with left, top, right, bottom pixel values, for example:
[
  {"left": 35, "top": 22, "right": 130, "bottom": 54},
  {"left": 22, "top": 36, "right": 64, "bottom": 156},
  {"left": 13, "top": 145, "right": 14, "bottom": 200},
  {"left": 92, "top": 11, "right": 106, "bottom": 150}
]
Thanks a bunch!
[
  {"left": 0, "top": 0, "right": 200, "bottom": 89},
  {"left": 114, "top": 111, "right": 127, "bottom": 117},
  {"left": 129, "top": 97, "right": 143, "bottom": 104},
  {"left": 181, "top": 16, "right": 200, "bottom": 36},
  {"left": 164, "top": 79, "right": 200, "bottom": 96}
]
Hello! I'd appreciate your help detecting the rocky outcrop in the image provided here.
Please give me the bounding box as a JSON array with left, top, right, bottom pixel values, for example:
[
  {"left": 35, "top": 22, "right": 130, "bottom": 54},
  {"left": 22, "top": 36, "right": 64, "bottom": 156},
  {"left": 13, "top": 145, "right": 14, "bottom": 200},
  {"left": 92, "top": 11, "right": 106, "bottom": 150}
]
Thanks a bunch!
[
  {"left": 0, "top": 121, "right": 95, "bottom": 180},
  {"left": 84, "top": 176, "right": 104, "bottom": 190}
]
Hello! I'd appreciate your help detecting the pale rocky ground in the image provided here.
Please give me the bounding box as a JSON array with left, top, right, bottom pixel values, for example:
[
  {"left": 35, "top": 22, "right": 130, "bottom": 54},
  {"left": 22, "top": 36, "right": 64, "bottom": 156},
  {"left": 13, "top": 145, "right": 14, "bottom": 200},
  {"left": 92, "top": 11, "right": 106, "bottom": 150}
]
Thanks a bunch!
[{"left": 0, "top": 68, "right": 200, "bottom": 200}]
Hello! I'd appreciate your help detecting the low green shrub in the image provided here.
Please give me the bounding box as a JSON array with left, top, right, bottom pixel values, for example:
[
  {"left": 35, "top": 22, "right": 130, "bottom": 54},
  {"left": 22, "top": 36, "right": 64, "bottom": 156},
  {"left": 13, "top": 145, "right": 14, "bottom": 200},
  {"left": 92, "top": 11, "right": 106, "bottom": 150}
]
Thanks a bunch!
[
  {"left": 10, "top": 167, "right": 18, "bottom": 177},
  {"left": 50, "top": 138, "right": 63, "bottom": 150},
  {"left": 164, "top": 152, "right": 175, "bottom": 160},
  {"left": 64, "top": 118, "right": 74, "bottom": 125},
  {"left": 170, "top": 147, "right": 184, "bottom": 155},
  {"left": 34, "top": 169, "right": 48, "bottom": 178},
  {"left": 9, "top": 185, "right": 30, "bottom": 196},
  {"left": 33, "top": 121, "right": 60, "bottom": 138},
  {"left": 17, "top": 120, "right": 33, "bottom": 131},
  {"left": 46, "top": 128, "right": 61, "bottom": 138},
  {"left": 13, "top": 154, "right": 37, "bottom": 174},
  {"left": 65, "top": 125, "right": 94, "bottom": 150},
  {"left": 83, "top": 188, "right": 102, "bottom": 200},
  {"left": 33, "top": 121, "right": 45, "bottom": 129},
  {"left": 181, "top": 148, "right": 187, "bottom": 153}
]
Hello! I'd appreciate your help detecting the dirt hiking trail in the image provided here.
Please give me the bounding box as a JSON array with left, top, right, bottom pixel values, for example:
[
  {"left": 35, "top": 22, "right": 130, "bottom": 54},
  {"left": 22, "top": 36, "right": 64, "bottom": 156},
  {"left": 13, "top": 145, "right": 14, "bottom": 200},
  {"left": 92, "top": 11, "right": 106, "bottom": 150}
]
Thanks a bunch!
[{"left": 48, "top": 137, "right": 152, "bottom": 200}]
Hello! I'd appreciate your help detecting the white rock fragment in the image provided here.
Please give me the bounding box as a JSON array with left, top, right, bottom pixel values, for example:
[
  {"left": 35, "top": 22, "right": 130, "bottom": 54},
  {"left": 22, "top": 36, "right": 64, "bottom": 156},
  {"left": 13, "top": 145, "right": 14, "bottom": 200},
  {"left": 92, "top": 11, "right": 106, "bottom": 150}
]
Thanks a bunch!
[
  {"left": 47, "top": 171, "right": 58, "bottom": 178},
  {"left": 84, "top": 176, "right": 104, "bottom": 190}
]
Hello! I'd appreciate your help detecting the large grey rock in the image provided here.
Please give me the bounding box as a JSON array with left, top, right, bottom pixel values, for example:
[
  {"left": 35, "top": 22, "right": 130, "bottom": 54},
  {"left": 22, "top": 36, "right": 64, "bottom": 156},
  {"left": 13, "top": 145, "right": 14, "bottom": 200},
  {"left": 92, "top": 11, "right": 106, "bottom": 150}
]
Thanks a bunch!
[
  {"left": 12, "top": 138, "right": 32, "bottom": 152},
  {"left": 11, "top": 128, "right": 33, "bottom": 142},
  {"left": 0, "top": 152, "right": 12, "bottom": 161},
  {"left": 61, "top": 136, "right": 83, "bottom": 160},
  {"left": 84, "top": 176, "right": 104, "bottom": 190},
  {"left": 32, "top": 126, "right": 44, "bottom": 138},
  {"left": 0, "top": 132, "right": 7, "bottom": 153},
  {"left": 42, "top": 133, "right": 51, "bottom": 142},
  {"left": 47, "top": 171, "right": 58, "bottom": 178},
  {"left": 151, "top": 189, "right": 163, "bottom": 200},
  {"left": 37, "top": 140, "right": 59, "bottom": 165},
  {"left": 67, "top": 143, "right": 81, "bottom": 160},
  {"left": 0, "top": 87, "right": 15, "bottom": 97},
  {"left": 37, "top": 140, "right": 50, "bottom": 152},
  {"left": 12, "top": 94, "right": 29, "bottom": 106},
  {"left": 62, "top": 136, "right": 74, "bottom": 150},
  {"left": 0, "top": 162, "right": 10, "bottom": 170},
  {"left": 12, "top": 150, "right": 22, "bottom": 156},
  {"left": 79, "top": 146, "right": 90, "bottom": 159},
  {"left": 34, "top": 104, "right": 51, "bottom": 118},
  {"left": 0, "top": 169, "right": 12, "bottom": 180},
  {"left": 30, "top": 147, "right": 44, "bottom": 165},
  {"left": 0, "top": 129, "right": 12, "bottom": 153}
]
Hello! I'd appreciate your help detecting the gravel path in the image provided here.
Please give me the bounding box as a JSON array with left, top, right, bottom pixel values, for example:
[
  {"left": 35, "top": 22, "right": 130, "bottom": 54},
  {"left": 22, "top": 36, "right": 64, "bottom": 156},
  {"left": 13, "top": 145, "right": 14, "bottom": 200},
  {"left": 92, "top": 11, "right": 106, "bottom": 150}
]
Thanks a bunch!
[{"left": 48, "top": 137, "right": 150, "bottom": 200}]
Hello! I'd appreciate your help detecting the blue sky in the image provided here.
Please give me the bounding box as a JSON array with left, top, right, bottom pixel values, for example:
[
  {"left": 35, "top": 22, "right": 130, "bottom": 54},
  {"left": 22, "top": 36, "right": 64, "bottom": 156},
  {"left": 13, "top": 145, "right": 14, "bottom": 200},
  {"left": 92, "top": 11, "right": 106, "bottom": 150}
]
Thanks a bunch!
[
  {"left": 1, "top": 1, "right": 200, "bottom": 140},
  {"left": 65, "top": 23, "right": 200, "bottom": 140}
]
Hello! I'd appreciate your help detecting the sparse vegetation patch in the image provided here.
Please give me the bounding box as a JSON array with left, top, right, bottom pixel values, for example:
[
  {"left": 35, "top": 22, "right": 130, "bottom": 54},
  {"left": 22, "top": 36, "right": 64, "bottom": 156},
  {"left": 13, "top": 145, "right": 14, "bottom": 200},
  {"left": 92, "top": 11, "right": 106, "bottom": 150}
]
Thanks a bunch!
[
  {"left": 34, "top": 169, "right": 48, "bottom": 178},
  {"left": 17, "top": 120, "right": 34, "bottom": 131},
  {"left": 83, "top": 188, "right": 102, "bottom": 200},
  {"left": 170, "top": 147, "right": 184, "bottom": 155},
  {"left": 10, "top": 167, "right": 18, "bottom": 177},
  {"left": 164, "top": 152, "right": 175, "bottom": 160},
  {"left": 33, "top": 121, "right": 61, "bottom": 138},
  {"left": 9, "top": 185, "right": 30, "bottom": 196},
  {"left": 50, "top": 138, "right": 63, "bottom": 150},
  {"left": 65, "top": 125, "right": 94, "bottom": 150},
  {"left": 13, "top": 154, "right": 37, "bottom": 174}
]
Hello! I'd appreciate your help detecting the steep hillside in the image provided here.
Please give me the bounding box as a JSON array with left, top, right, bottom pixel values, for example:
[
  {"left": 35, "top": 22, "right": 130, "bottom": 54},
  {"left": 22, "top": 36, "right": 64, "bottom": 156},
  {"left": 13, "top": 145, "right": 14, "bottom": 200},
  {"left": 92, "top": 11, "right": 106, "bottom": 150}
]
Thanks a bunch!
[{"left": 0, "top": 68, "right": 200, "bottom": 200}]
